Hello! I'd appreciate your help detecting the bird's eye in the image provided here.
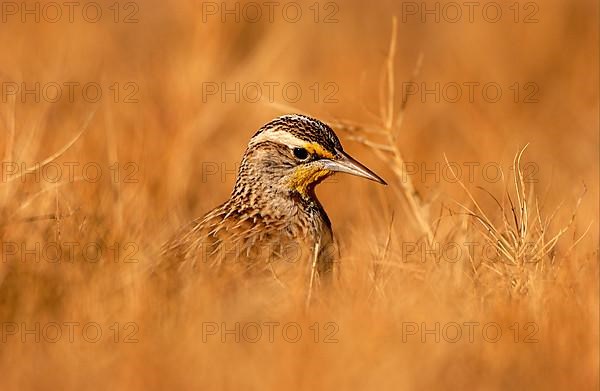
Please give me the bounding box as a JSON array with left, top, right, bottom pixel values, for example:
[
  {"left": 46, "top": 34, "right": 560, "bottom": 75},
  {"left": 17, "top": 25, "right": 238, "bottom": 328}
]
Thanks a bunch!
[{"left": 293, "top": 147, "right": 309, "bottom": 160}]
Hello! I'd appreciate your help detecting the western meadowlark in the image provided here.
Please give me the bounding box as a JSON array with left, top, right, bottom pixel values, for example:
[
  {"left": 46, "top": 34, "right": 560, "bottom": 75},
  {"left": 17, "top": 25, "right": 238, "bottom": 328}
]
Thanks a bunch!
[{"left": 161, "top": 114, "right": 385, "bottom": 282}]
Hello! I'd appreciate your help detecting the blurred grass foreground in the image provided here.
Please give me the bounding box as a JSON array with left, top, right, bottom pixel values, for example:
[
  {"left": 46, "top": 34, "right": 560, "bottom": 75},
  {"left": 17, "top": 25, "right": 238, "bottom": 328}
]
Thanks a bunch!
[{"left": 0, "top": 1, "right": 598, "bottom": 389}]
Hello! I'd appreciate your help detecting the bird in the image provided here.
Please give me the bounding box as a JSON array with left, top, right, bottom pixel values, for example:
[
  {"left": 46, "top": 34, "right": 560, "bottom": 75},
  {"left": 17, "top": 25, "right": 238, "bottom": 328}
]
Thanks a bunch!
[{"left": 161, "top": 114, "right": 386, "bottom": 285}]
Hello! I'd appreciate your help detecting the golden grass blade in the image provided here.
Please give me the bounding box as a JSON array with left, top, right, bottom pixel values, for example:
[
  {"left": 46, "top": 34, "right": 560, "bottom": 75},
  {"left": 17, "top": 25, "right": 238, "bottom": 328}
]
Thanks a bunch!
[
  {"left": 2, "top": 94, "right": 16, "bottom": 163},
  {"left": 2, "top": 109, "right": 97, "bottom": 185},
  {"left": 305, "top": 241, "right": 320, "bottom": 312}
]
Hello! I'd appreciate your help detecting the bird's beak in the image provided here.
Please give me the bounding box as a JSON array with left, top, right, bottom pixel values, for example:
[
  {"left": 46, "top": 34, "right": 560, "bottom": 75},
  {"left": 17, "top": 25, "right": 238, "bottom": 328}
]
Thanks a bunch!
[{"left": 321, "top": 150, "right": 387, "bottom": 185}]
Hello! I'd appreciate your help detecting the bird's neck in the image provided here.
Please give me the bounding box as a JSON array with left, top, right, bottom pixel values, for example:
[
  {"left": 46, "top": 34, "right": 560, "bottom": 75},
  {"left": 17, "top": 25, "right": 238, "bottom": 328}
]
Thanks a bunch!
[
  {"left": 229, "top": 175, "right": 329, "bottom": 227},
  {"left": 228, "top": 152, "right": 331, "bottom": 229}
]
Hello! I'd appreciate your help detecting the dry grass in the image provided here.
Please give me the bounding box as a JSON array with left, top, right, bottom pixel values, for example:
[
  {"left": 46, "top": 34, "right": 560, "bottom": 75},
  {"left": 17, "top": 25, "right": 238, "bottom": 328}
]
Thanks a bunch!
[{"left": 0, "top": 1, "right": 598, "bottom": 390}]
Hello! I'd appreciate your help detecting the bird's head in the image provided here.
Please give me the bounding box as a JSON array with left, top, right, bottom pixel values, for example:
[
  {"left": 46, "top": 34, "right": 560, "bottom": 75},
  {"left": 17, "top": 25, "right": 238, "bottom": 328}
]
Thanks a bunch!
[{"left": 233, "top": 115, "right": 386, "bottom": 201}]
